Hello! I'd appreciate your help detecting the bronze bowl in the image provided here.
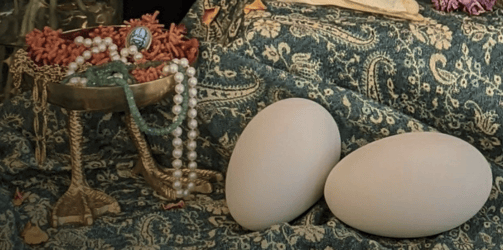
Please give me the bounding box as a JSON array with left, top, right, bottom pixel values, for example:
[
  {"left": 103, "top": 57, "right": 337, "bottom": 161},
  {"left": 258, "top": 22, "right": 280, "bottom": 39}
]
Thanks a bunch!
[
  {"left": 47, "top": 77, "right": 174, "bottom": 112},
  {"left": 46, "top": 25, "right": 175, "bottom": 112}
]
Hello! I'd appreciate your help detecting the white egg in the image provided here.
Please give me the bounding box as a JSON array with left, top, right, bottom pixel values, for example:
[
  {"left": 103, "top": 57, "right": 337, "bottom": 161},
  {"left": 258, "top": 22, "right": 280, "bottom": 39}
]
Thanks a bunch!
[
  {"left": 324, "top": 132, "right": 493, "bottom": 238},
  {"left": 226, "top": 98, "right": 341, "bottom": 231}
]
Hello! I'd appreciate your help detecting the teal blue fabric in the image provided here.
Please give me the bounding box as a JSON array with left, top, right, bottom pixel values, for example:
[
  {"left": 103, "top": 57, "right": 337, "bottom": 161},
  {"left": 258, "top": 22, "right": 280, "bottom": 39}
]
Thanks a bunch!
[{"left": 1, "top": 0, "right": 503, "bottom": 249}]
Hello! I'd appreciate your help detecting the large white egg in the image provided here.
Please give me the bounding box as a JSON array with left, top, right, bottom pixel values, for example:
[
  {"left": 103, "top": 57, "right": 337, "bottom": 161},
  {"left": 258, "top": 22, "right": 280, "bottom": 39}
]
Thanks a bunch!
[
  {"left": 324, "top": 132, "right": 493, "bottom": 238},
  {"left": 226, "top": 98, "right": 341, "bottom": 231}
]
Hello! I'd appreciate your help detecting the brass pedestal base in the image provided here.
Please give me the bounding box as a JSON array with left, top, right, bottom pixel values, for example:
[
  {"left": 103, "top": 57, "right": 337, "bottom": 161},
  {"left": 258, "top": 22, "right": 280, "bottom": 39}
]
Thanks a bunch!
[{"left": 51, "top": 111, "right": 223, "bottom": 227}]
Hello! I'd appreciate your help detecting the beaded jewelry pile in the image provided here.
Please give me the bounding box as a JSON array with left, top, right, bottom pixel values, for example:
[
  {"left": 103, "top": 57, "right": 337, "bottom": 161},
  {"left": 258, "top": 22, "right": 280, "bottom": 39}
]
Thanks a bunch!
[
  {"left": 61, "top": 39, "right": 199, "bottom": 199},
  {"left": 25, "top": 11, "right": 199, "bottom": 84}
]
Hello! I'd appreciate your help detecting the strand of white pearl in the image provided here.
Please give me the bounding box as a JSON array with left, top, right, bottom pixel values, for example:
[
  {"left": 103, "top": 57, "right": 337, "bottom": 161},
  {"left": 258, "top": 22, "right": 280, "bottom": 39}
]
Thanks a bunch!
[
  {"left": 71, "top": 35, "right": 200, "bottom": 199},
  {"left": 68, "top": 36, "right": 144, "bottom": 86},
  {"left": 164, "top": 58, "right": 199, "bottom": 198}
]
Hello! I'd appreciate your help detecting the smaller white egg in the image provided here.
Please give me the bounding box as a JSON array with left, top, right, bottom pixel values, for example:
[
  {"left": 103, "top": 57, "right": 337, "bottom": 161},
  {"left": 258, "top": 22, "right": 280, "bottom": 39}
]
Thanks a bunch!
[{"left": 324, "top": 132, "right": 493, "bottom": 238}]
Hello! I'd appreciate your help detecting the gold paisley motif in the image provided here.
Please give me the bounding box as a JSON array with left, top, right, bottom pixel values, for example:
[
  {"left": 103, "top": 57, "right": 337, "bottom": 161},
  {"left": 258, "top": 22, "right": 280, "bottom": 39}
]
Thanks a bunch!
[
  {"left": 271, "top": 14, "right": 378, "bottom": 50},
  {"left": 361, "top": 52, "right": 396, "bottom": 103},
  {"left": 465, "top": 101, "right": 500, "bottom": 136},
  {"left": 429, "top": 53, "right": 459, "bottom": 85},
  {"left": 198, "top": 80, "right": 264, "bottom": 106}
]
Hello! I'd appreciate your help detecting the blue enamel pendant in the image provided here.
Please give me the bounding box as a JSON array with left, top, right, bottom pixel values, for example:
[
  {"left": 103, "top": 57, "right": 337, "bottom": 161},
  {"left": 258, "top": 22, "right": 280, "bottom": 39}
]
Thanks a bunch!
[{"left": 126, "top": 26, "right": 153, "bottom": 51}]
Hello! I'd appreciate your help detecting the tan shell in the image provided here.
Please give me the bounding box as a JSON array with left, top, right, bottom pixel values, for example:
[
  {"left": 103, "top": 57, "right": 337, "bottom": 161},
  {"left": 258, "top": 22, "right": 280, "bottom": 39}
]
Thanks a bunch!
[
  {"left": 21, "top": 222, "right": 49, "bottom": 245},
  {"left": 277, "top": 0, "right": 424, "bottom": 21}
]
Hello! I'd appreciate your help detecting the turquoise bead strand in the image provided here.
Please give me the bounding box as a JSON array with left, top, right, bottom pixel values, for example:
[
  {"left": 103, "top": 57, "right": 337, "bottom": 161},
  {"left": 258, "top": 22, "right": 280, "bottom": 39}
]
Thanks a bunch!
[
  {"left": 61, "top": 60, "right": 189, "bottom": 136},
  {"left": 124, "top": 66, "right": 189, "bottom": 136}
]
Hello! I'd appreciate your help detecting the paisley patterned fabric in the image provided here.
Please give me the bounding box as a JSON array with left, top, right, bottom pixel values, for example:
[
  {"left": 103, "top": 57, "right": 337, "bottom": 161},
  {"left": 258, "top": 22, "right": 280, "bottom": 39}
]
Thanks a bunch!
[{"left": 1, "top": 0, "right": 503, "bottom": 248}]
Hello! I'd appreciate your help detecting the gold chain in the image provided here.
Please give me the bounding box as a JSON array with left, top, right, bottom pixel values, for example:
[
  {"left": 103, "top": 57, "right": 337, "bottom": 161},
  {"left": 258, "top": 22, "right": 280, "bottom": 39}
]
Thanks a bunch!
[{"left": 9, "top": 49, "right": 91, "bottom": 165}]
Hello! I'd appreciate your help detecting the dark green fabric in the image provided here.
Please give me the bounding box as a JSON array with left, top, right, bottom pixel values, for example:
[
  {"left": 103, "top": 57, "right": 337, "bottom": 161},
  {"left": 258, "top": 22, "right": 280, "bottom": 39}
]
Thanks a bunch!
[{"left": 1, "top": 0, "right": 503, "bottom": 249}]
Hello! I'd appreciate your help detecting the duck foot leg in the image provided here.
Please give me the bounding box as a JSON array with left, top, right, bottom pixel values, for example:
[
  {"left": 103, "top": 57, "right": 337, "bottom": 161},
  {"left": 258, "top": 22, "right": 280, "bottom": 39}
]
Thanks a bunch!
[{"left": 126, "top": 113, "right": 223, "bottom": 201}]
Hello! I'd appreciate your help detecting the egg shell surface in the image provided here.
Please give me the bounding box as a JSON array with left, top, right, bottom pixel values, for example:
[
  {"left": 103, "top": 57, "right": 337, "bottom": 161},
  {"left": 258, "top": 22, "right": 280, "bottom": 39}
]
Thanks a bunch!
[
  {"left": 324, "top": 132, "right": 493, "bottom": 238},
  {"left": 226, "top": 98, "right": 341, "bottom": 231}
]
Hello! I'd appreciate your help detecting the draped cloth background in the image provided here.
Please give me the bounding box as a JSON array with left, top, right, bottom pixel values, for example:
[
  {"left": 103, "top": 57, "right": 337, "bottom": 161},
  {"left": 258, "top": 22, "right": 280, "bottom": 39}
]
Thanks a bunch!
[{"left": 1, "top": 0, "right": 503, "bottom": 249}]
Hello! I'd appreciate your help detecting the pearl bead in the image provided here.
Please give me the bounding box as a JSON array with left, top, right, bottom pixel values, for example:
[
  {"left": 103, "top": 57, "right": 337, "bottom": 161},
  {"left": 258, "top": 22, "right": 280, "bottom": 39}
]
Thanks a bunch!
[
  {"left": 188, "top": 77, "right": 198, "bottom": 87},
  {"left": 173, "top": 94, "right": 183, "bottom": 104},
  {"left": 120, "top": 48, "right": 129, "bottom": 57},
  {"left": 189, "top": 88, "right": 198, "bottom": 97},
  {"left": 68, "top": 62, "right": 78, "bottom": 71},
  {"left": 113, "top": 73, "right": 123, "bottom": 78},
  {"left": 173, "top": 181, "right": 182, "bottom": 190},
  {"left": 174, "top": 72, "right": 184, "bottom": 83},
  {"left": 188, "top": 98, "right": 198, "bottom": 108},
  {"left": 188, "top": 119, "right": 198, "bottom": 129},
  {"left": 74, "top": 36, "right": 84, "bottom": 45},
  {"left": 129, "top": 45, "right": 138, "bottom": 54},
  {"left": 183, "top": 189, "right": 190, "bottom": 197},
  {"left": 104, "top": 37, "right": 113, "bottom": 46},
  {"left": 70, "top": 77, "right": 80, "bottom": 84},
  {"left": 133, "top": 53, "right": 143, "bottom": 61},
  {"left": 91, "top": 47, "right": 100, "bottom": 54},
  {"left": 98, "top": 44, "right": 107, "bottom": 52},
  {"left": 172, "top": 105, "right": 182, "bottom": 115},
  {"left": 121, "top": 58, "right": 128, "bottom": 64},
  {"left": 80, "top": 78, "right": 88, "bottom": 85},
  {"left": 188, "top": 109, "right": 197, "bottom": 118},
  {"left": 187, "top": 182, "right": 195, "bottom": 191},
  {"left": 187, "top": 140, "right": 197, "bottom": 151},
  {"left": 112, "top": 54, "right": 121, "bottom": 61},
  {"left": 175, "top": 84, "right": 185, "bottom": 94},
  {"left": 176, "top": 190, "right": 183, "bottom": 198},
  {"left": 172, "top": 127, "right": 182, "bottom": 137},
  {"left": 188, "top": 161, "right": 197, "bottom": 170},
  {"left": 172, "top": 159, "right": 183, "bottom": 169},
  {"left": 186, "top": 67, "right": 196, "bottom": 77},
  {"left": 173, "top": 170, "right": 183, "bottom": 178},
  {"left": 66, "top": 70, "right": 75, "bottom": 76},
  {"left": 92, "top": 36, "right": 102, "bottom": 45},
  {"left": 162, "top": 65, "right": 170, "bottom": 75},
  {"left": 172, "top": 58, "right": 180, "bottom": 64},
  {"left": 172, "top": 137, "right": 183, "bottom": 147},
  {"left": 188, "top": 151, "right": 197, "bottom": 161},
  {"left": 83, "top": 38, "right": 93, "bottom": 47},
  {"left": 108, "top": 44, "right": 118, "bottom": 52},
  {"left": 188, "top": 172, "right": 198, "bottom": 181},
  {"left": 83, "top": 51, "right": 92, "bottom": 59},
  {"left": 188, "top": 130, "right": 197, "bottom": 140},
  {"left": 172, "top": 148, "right": 183, "bottom": 158},
  {"left": 75, "top": 56, "right": 85, "bottom": 65},
  {"left": 180, "top": 58, "right": 189, "bottom": 68},
  {"left": 169, "top": 64, "right": 178, "bottom": 74}
]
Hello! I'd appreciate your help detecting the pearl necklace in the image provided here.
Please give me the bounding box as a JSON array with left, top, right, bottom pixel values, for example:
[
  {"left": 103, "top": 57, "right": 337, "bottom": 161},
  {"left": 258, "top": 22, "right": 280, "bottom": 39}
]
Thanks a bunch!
[
  {"left": 67, "top": 35, "right": 144, "bottom": 86},
  {"left": 64, "top": 35, "right": 199, "bottom": 199}
]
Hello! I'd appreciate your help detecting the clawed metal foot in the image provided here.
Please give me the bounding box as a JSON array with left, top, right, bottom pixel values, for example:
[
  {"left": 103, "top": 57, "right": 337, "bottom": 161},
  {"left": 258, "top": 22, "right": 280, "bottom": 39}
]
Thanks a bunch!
[
  {"left": 51, "top": 184, "right": 121, "bottom": 227},
  {"left": 51, "top": 110, "right": 120, "bottom": 228},
  {"left": 126, "top": 113, "right": 223, "bottom": 201}
]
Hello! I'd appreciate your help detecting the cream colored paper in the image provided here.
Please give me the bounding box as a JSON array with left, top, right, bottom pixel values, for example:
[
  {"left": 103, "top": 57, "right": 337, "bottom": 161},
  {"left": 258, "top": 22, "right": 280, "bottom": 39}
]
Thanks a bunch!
[{"left": 277, "top": 0, "right": 424, "bottom": 21}]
